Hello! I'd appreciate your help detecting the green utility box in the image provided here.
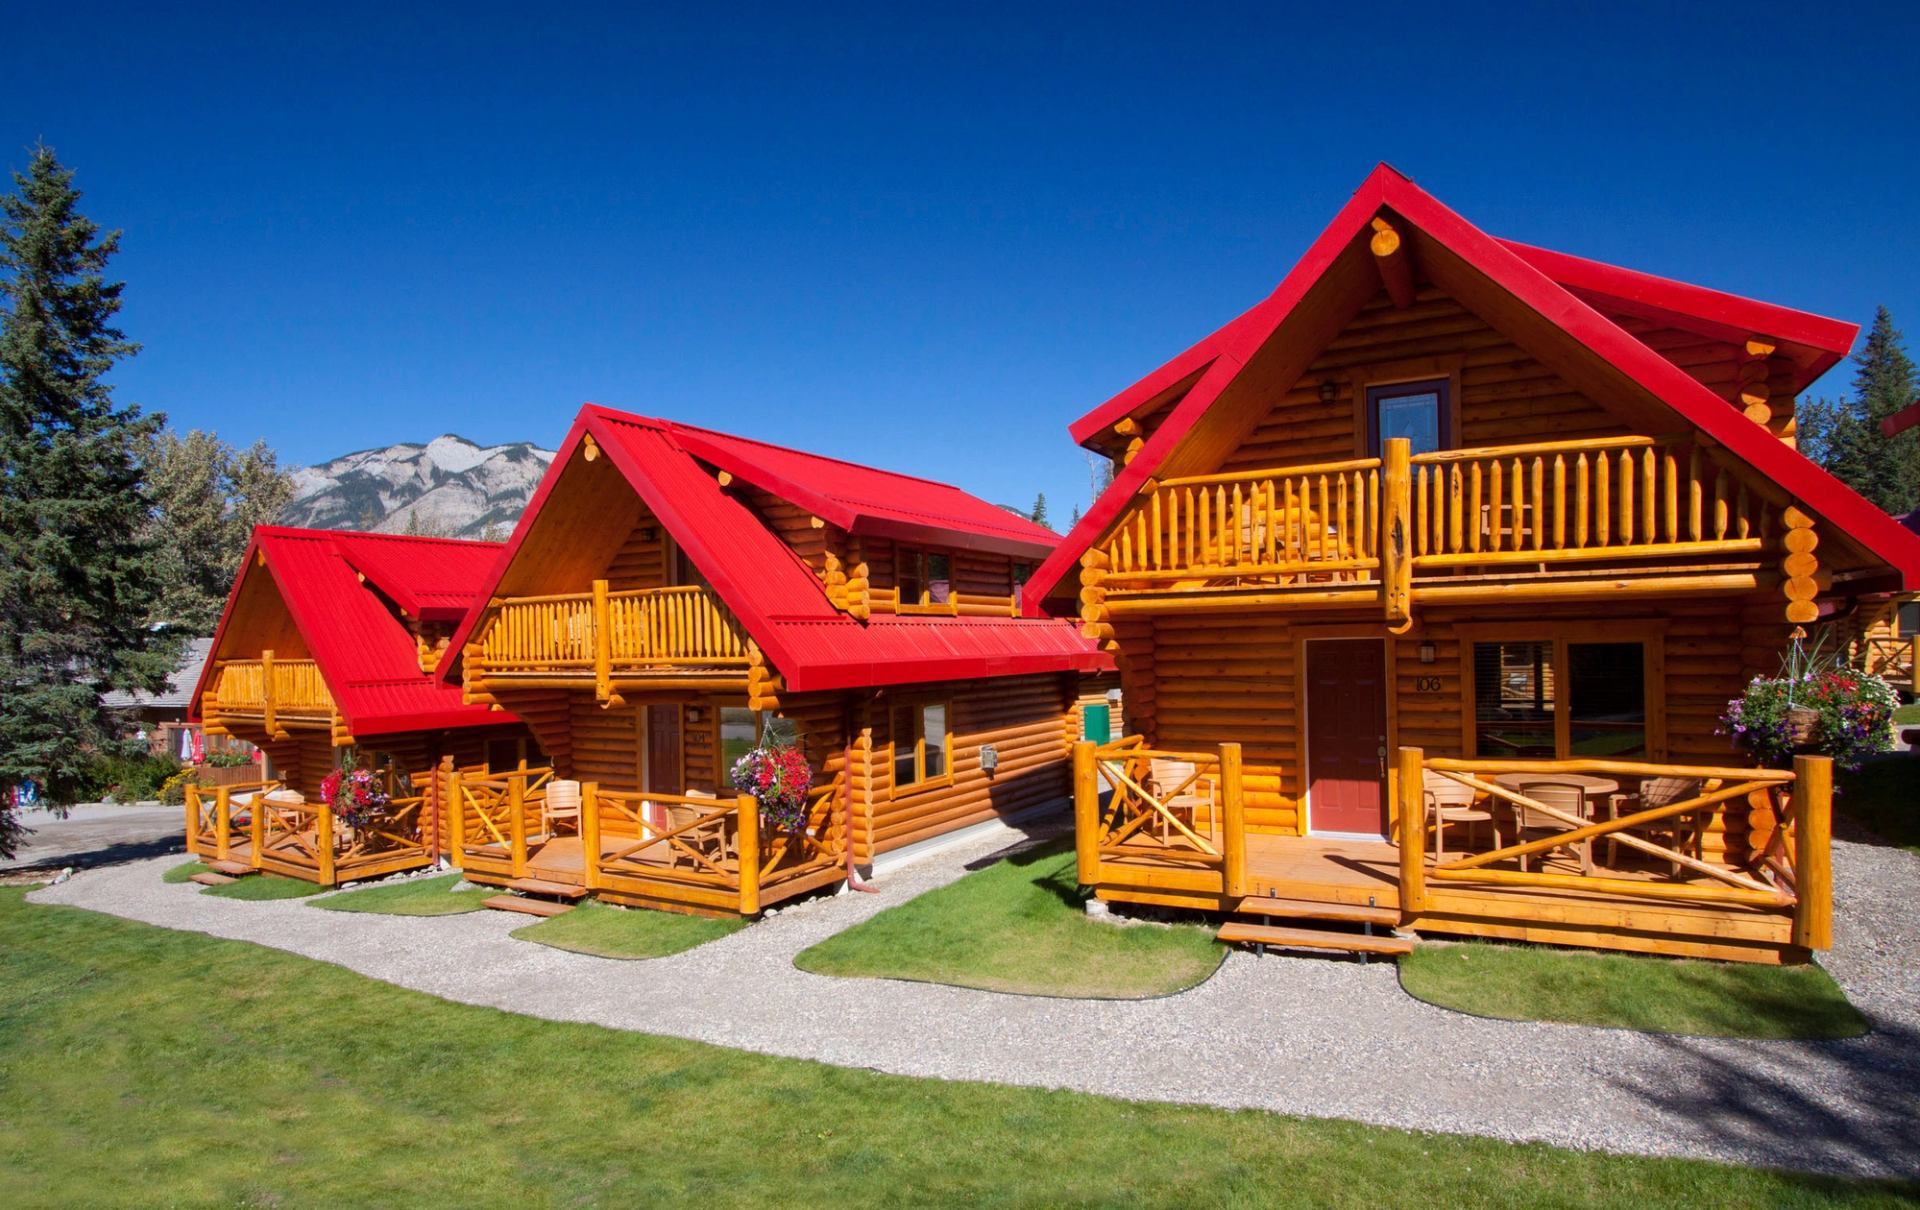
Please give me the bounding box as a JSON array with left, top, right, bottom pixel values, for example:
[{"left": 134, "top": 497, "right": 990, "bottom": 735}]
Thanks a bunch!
[{"left": 1082, "top": 703, "right": 1111, "bottom": 744}]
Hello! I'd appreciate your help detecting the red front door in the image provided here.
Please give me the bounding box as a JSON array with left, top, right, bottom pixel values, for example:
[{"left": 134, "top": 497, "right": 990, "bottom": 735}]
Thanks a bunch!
[{"left": 1305, "top": 639, "right": 1389, "bottom": 836}]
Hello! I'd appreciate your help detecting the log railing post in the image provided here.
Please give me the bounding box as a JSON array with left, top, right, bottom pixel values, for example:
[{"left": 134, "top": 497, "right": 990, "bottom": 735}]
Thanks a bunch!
[
  {"left": 1382, "top": 438, "right": 1412, "bottom": 627},
  {"left": 249, "top": 786, "right": 265, "bottom": 870},
  {"left": 1910, "top": 635, "right": 1919, "bottom": 698},
  {"left": 316, "top": 802, "right": 337, "bottom": 886},
  {"left": 580, "top": 782, "right": 601, "bottom": 890},
  {"left": 508, "top": 774, "right": 528, "bottom": 878},
  {"left": 1792, "top": 754, "right": 1833, "bottom": 950},
  {"left": 1220, "top": 741, "right": 1247, "bottom": 899},
  {"left": 1073, "top": 740, "right": 1101, "bottom": 887},
  {"left": 214, "top": 787, "right": 232, "bottom": 862},
  {"left": 736, "top": 793, "right": 761, "bottom": 915},
  {"left": 1396, "top": 746, "right": 1427, "bottom": 914},
  {"left": 184, "top": 784, "right": 201, "bottom": 856},
  {"left": 260, "top": 649, "right": 277, "bottom": 739},
  {"left": 447, "top": 770, "right": 465, "bottom": 869},
  {"left": 591, "top": 578, "right": 613, "bottom": 702}
]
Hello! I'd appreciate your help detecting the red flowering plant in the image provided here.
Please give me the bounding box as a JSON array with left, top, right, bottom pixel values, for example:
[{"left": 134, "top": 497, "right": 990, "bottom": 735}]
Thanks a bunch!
[
  {"left": 320, "top": 767, "right": 391, "bottom": 830},
  {"left": 1720, "top": 628, "right": 1896, "bottom": 773},
  {"left": 729, "top": 743, "right": 814, "bottom": 831}
]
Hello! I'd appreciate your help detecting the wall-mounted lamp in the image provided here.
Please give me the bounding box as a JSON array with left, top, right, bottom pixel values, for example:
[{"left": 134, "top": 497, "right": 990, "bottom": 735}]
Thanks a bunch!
[
  {"left": 685, "top": 706, "right": 704, "bottom": 725},
  {"left": 1417, "top": 640, "right": 1437, "bottom": 665},
  {"left": 637, "top": 526, "right": 657, "bottom": 543},
  {"left": 1319, "top": 380, "right": 1338, "bottom": 405}
]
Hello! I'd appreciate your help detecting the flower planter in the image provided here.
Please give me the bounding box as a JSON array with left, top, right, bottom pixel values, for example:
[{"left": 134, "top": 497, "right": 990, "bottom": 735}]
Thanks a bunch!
[{"left": 1786, "top": 706, "right": 1820, "bottom": 747}]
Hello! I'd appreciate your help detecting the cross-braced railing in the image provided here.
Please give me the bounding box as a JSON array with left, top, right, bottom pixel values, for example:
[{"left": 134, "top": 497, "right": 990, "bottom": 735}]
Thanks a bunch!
[{"left": 1073, "top": 737, "right": 1248, "bottom": 898}]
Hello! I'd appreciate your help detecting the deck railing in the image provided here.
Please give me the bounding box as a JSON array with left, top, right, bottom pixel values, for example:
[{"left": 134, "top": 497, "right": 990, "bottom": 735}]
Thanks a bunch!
[
  {"left": 1090, "top": 435, "right": 1781, "bottom": 611},
  {"left": 1860, "top": 634, "right": 1920, "bottom": 694},
  {"left": 184, "top": 767, "right": 436, "bottom": 886},
  {"left": 1395, "top": 748, "right": 1831, "bottom": 950},
  {"left": 448, "top": 765, "right": 556, "bottom": 878},
  {"left": 184, "top": 779, "right": 283, "bottom": 862},
  {"left": 472, "top": 581, "right": 752, "bottom": 698},
  {"left": 204, "top": 654, "right": 334, "bottom": 737},
  {"left": 1073, "top": 737, "right": 1247, "bottom": 898}
]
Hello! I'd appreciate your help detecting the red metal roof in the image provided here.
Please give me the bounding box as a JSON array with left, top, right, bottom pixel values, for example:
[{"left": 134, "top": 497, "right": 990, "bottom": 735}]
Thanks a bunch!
[
  {"left": 441, "top": 407, "right": 1109, "bottom": 694},
  {"left": 1030, "top": 163, "right": 1920, "bottom": 606},
  {"left": 192, "top": 527, "right": 516, "bottom": 737}
]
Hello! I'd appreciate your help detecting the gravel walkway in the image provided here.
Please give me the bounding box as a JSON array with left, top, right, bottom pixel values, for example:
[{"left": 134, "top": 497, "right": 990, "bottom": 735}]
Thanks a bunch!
[{"left": 28, "top": 826, "right": 1920, "bottom": 1181}]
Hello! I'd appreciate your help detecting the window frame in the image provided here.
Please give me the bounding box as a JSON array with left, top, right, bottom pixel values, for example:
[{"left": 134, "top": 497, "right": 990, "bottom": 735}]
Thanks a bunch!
[
  {"left": 1455, "top": 621, "right": 1667, "bottom": 761},
  {"left": 1365, "top": 376, "right": 1453, "bottom": 459},
  {"left": 896, "top": 548, "right": 958, "bottom": 616},
  {"left": 890, "top": 698, "right": 955, "bottom": 797}
]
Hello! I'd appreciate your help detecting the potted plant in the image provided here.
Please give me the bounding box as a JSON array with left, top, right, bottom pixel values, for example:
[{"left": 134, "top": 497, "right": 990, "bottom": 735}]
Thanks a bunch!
[
  {"left": 1721, "top": 630, "right": 1897, "bottom": 772},
  {"left": 320, "top": 766, "right": 391, "bottom": 832},
  {"left": 729, "top": 743, "right": 814, "bottom": 832}
]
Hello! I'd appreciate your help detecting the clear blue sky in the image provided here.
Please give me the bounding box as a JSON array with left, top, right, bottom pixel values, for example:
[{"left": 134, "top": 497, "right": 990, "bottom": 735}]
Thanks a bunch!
[{"left": 7, "top": 1, "right": 1918, "bottom": 521}]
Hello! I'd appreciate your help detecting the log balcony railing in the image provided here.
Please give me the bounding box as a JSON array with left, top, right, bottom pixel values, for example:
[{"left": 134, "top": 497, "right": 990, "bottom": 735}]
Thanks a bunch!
[
  {"left": 467, "top": 581, "right": 754, "bottom": 701},
  {"left": 448, "top": 766, "right": 849, "bottom": 915},
  {"left": 1861, "top": 634, "right": 1920, "bottom": 695},
  {"left": 201, "top": 653, "right": 336, "bottom": 740},
  {"left": 1087, "top": 434, "right": 1786, "bottom": 618},
  {"left": 183, "top": 768, "right": 436, "bottom": 886},
  {"left": 1071, "top": 738, "right": 1834, "bottom": 956}
]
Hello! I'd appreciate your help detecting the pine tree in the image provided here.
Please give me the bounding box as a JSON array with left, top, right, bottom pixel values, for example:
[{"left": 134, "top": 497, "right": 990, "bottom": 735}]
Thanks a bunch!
[
  {"left": 1029, "top": 492, "right": 1049, "bottom": 528},
  {"left": 0, "top": 146, "right": 168, "bottom": 846},
  {"left": 145, "top": 429, "right": 293, "bottom": 632},
  {"left": 1848, "top": 307, "right": 1919, "bottom": 513}
]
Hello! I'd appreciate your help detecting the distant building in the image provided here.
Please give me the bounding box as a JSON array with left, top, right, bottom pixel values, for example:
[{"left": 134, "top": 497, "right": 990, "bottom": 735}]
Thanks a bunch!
[{"left": 102, "top": 637, "right": 250, "bottom": 761}]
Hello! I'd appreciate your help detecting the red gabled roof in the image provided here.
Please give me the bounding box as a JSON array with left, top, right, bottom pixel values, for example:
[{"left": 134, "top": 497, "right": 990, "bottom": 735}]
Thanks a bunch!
[
  {"left": 1030, "top": 164, "right": 1920, "bottom": 607},
  {"left": 440, "top": 407, "right": 1108, "bottom": 694},
  {"left": 192, "top": 527, "right": 517, "bottom": 737}
]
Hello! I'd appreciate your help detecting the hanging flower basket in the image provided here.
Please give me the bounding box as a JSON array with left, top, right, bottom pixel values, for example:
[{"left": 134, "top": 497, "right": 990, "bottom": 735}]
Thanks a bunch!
[
  {"left": 320, "top": 767, "right": 391, "bottom": 831},
  {"left": 1721, "top": 672, "right": 1896, "bottom": 772},
  {"left": 729, "top": 744, "right": 814, "bottom": 832},
  {"left": 1785, "top": 706, "right": 1820, "bottom": 747}
]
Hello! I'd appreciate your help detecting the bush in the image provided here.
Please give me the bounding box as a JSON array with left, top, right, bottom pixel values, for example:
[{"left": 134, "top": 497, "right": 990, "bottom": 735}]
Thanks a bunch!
[{"left": 78, "top": 752, "right": 183, "bottom": 804}]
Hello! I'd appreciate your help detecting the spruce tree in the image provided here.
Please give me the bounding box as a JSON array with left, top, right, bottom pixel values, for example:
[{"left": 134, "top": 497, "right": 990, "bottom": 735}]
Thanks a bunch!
[
  {"left": 1848, "top": 307, "right": 1919, "bottom": 513},
  {"left": 1030, "top": 492, "right": 1049, "bottom": 527},
  {"left": 0, "top": 146, "right": 168, "bottom": 846}
]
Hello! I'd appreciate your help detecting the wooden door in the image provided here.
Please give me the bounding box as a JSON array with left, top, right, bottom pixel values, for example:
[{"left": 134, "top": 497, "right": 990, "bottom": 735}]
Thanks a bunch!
[
  {"left": 1305, "top": 639, "right": 1389, "bottom": 836},
  {"left": 644, "top": 705, "right": 683, "bottom": 795}
]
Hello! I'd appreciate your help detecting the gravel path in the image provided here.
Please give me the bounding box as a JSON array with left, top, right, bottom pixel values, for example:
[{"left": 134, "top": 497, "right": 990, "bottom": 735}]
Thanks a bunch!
[{"left": 28, "top": 827, "right": 1920, "bottom": 1181}]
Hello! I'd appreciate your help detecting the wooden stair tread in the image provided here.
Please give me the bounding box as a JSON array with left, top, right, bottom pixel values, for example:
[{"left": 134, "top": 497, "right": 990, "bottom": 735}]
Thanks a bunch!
[
  {"left": 506, "top": 877, "right": 588, "bottom": 899},
  {"left": 482, "top": 895, "right": 574, "bottom": 917},
  {"left": 1217, "top": 921, "right": 1414, "bottom": 956},
  {"left": 205, "top": 860, "right": 255, "bottom": 876},
  {"left": 1235, "top": 895, "right": 1399, "bottom": 926},
  {"left": 188, "top": 871, "right": 238, "bottom": 887}
]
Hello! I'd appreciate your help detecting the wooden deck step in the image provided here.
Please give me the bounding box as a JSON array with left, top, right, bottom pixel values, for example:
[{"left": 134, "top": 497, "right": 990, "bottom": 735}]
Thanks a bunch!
[
  {"left": 206, "top": 860, "right": 255, "bottom": 877},
  {"left": 1216, "top": 921, "right": 1415, "bottom": 957},
  {"left": 188, "top": 871, "right": 238, "bottom": 887},
  {"left": 506, "top": 877, "right": 588, "bottom": 900},
  {"left": 482, "top": 895, "right": 574, "bottom": 918},
  {"left": 1235, "top": 895, "right": 1399, "bottom": 927}
]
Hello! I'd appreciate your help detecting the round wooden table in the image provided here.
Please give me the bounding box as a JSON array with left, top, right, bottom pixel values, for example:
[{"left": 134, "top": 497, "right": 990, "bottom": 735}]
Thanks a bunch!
[{"left": 1491, "top": 771, "right": 1621, "bottom": 812}]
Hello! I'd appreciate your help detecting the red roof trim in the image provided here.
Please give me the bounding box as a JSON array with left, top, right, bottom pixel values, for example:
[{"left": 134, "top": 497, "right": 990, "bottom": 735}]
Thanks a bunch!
[{"left": 1027, "top": 164, "right": 1920, "bottom": 607}]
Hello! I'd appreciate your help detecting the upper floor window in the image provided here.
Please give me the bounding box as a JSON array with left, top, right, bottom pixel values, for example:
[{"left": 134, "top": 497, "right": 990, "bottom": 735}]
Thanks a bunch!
[
  {"left": 1367, "top": 378, "right": 1450, "bottom": 458},
  {"left": 1012, "top": 561, "right": 1035, "bottom": 609},
  {"left": 898, "top": 549, "right": 954, "bottom": 614}
]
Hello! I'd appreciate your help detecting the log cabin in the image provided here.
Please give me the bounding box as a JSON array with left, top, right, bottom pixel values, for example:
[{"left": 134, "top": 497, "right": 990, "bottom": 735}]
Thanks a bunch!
[
  {"left": 435, "top": 405, "right": 1112, "bottom": 917},
  {"left": 1030, "top": 164, "right": 1920, "bottom": 964},
  {"left": 184, "top": 527, "right": 537, "bottom": 884}
]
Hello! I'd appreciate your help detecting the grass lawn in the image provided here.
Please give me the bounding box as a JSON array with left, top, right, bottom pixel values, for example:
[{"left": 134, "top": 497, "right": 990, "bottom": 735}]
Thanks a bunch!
[
  {"left": 794, "top": 839, "right": 1225, "bottom": 998},
  {"left": 1892, "top": 703, "right": 1920, "bottom": 725},
  {"left": 315, "top": 872, "right": 493, "bottom": 916},
  {"left": 2, "top": 890, "right": 1912, "bottom": 1207},
  {"left": 1400, "top": 941, "right": 1868, "bottom": 1038},
  {"left": 1833, "top": 755, "right": 1920, "bottom": 854},
  {"left": 509, "top": 899, "right": 745, "bottom": 958},
  {"left": 161, "top": 858, "right": 321, "bottom": 900}
]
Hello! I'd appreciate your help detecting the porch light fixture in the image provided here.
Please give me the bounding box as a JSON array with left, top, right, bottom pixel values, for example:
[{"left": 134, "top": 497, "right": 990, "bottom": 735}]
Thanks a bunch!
[
  {"left": 1418, "top": 640, "right": 1437, "bottom": 664},
  {"left": 1319, "top": 380, "right": 1338, "bottom": 405},
  {"left": 637, "top": 526, "right": 657, "bottom": 542}
]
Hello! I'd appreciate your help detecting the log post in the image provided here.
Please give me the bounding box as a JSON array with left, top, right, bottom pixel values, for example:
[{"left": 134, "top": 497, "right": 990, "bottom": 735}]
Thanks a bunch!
[
  {"left": 1792, "top": 754, "right": 1833, "bottom": 950},
  {"left": 1073, "top": 740, "right": 1101, "bottom": 887},
  {"left": 1396, "top": 746, "right": 1427, "bottom": 914},
  {"left": 580, "top": 782, "right": 601, "bottom": 890},
  {"left": 1220, "top": 741, "right": 1247, "bottom": 900},
  {"left": 592, "top": 578, "right": 613, "bottom": 703},
  {"left": 260, "top": 649, "right": 278, "bottom": 741},
  {"left": 508, "top": 774, "right": 528, "bottom": 878},
  {"left": 249, "top": 785, "right": 265, "bottom": 870},
  {"left": 184, "top": 784, "right": 200, "bottom": 857},
  {"left": 214, "top": 787, "right": 232, "bottom": 862},
  {"left": 447, "top": 769, "right": 465, "bottom": 869},
  {"left": 1910, "top": 635, "right": 1919, "bottom": 698},
  {"left": 1382, "top": 438, "right": 1413, "bottom": 627},
  {"left": 736, "top": 793, "right": 761, "bottom": 916},
  {"left": 316, "top": 801, "right": 336, "bottom": 886},
  {"left": 1370, "top": 216, "right": 1416, "bottom": 309}
]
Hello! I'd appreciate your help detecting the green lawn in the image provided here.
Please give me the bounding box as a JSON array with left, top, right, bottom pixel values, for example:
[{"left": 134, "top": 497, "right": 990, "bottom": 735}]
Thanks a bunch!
[
  {"left": 315, "top": 873, "right": 493, "bottom": 917},
  {"left": 1400, "top": 941, "right": 1868, "bottom": 1038},
  {"left": 794, "top": 840, "right": 1225, "bottom": 998},
  {"left": 161, "top": 858, "right": 321, "bottom": 900},
  {"left": 1891, "top": 703, "right": 1920, "bottom": 725},
  {"left": 510, "top": 899, "right": 744, "bottom": 958},
  {"left": 1833, "top": 756, "right": 1920, "bottom": 854},
  {"left": 3, "top": 888, "right": 1913, "bottom": 1206}
]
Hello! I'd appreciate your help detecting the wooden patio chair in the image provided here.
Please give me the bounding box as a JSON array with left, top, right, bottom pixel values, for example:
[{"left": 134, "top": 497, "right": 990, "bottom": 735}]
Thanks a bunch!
[
  {"left": 1508, "top": 780, "right": 1593, "bottom": 875},
  {"left": 1608, "top": 776, "right": 1705, "bottom": 875},
  {"left": 1148, "top": 756, "right": 1215, "bottom": 839},
  {"left": 1422, "top": 769, "right": 1498, "bottom": 860},
  {"left": 540, "top": 779, "right": 582, "bottom": 842}
]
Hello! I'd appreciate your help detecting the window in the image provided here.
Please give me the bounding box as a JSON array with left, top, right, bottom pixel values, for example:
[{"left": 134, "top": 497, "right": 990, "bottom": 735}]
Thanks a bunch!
[
  {"left": 892, "top": 701, "right": 951, "bottom": 793},
  {"left": 720, "top": 708, "right": 803, "bottom": 770},
  {"left": 897, "top": 549, "right": 954, "bottom": 614},
  {"left": 1013, "top": 561, "right": 1036, "bottom": 609},
  {"left": 1471, "top": 639, "right": 1646, "bottom": 759},
  {"left": 1366, "top": 378, "right": 1449, "bottom": 457}
]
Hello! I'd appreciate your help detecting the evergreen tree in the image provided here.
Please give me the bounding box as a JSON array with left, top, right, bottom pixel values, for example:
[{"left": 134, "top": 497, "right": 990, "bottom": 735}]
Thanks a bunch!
[
  {"left": 1069, "top": 503, "right": 1082, "bottom": 527},
  {"left": 1029, "top": 492, "right": 1049, "bottom": 528},
  {"left": 1793, "top": 395, "right": 1844, "bottom": 470},
  {"left": 1848, "top": 307, "right": 1919, "bottom": 513},
  {"left": 145, "top": 428, "right": 293, "bottom": 632},
  {"left": 0, "top": 146, "right": 168, "bottom": 846}
]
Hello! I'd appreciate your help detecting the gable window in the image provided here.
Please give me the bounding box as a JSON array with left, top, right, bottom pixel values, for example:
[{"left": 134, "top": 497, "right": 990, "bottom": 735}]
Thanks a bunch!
[
  {"left": 1367, "top": 378, "right": 1450, "bottom": 458},
  {"left": 891, "top": 700, "right": 951, "bottom": 794},
  {"left": 1013, "top": 561, "right": 1035, "bottom": 610},
  {"left": 897, "top": 549, "right": 954, "bottom": 615},
  {"left": 1470, "top": 638, "right": 1648, "bottom": 759}
]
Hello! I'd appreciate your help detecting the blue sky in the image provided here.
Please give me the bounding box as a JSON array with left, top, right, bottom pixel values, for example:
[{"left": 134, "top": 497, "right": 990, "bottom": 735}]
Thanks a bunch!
[{"left": 7, "top": 2, "right": 1918, "bottom": 521}]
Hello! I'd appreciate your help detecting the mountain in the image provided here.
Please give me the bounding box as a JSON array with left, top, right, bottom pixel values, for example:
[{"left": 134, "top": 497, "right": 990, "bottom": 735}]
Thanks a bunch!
[{"left": 280, "top": 435, "right": 556, "bottom": 541}]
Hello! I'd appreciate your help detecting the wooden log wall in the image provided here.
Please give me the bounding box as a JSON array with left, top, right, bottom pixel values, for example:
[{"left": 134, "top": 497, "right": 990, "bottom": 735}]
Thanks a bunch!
[
  {"left": 1606, "top": 314, "right": 1799, "bottom": 446},
  {"left": 601, "top": 506, "right": 669, "bottom": 591},
  {"left": 1221, "top": 290, "right": 1631, "bottom": 473}
]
